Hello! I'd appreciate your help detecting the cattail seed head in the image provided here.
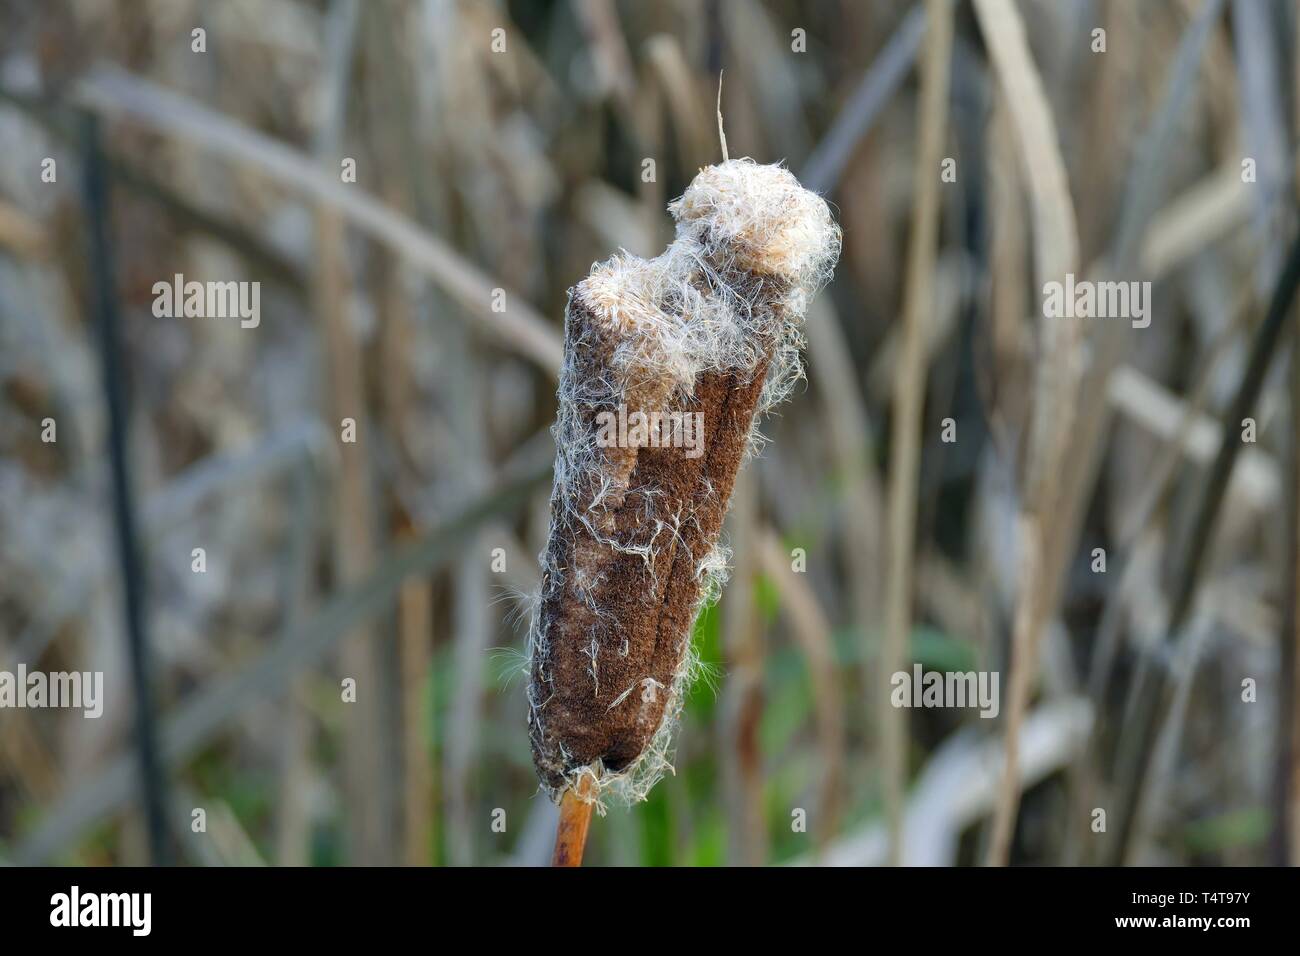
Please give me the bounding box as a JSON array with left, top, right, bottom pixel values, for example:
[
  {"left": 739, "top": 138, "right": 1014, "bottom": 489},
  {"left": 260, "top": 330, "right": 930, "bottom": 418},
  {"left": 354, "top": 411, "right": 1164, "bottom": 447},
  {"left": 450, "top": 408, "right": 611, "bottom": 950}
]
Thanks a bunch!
[{"left": 528, "top": 158, "right": 840, "bottom": 806}]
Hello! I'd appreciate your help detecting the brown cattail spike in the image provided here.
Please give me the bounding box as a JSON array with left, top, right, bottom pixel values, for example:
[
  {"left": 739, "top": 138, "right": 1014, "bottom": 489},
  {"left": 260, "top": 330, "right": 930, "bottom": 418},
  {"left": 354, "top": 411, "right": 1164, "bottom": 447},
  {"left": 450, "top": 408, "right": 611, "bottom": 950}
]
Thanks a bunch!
[{"left": 527, "top": 159, "right": 841, "bottom": 808}]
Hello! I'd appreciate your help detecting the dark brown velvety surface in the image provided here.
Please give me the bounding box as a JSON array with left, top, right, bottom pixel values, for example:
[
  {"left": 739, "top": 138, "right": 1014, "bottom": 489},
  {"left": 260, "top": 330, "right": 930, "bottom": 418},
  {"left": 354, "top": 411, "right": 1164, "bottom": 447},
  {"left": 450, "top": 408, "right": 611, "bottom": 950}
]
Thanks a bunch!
[{"left": 529, "top": 285, "right": 778, "bottom": 793}]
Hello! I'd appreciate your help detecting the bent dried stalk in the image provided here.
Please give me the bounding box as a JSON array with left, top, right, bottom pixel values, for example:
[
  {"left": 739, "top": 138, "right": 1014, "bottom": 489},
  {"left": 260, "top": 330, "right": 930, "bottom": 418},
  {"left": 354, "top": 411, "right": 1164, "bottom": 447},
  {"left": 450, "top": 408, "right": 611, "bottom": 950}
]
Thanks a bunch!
[{"left": 527, "top": 159, "right": 840, "bottom": 821}]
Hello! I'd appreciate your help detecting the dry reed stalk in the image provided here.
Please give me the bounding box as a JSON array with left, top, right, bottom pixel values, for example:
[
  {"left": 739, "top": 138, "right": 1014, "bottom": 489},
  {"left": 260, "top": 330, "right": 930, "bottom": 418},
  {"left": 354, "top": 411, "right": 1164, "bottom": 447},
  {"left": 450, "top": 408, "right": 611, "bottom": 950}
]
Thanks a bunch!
[
  {"left": 71, "top": 65, "right": 565, "bottom": 375},
  {"left": 310, "top": 0, "right": 391, "bottom": 866},
  {"left": 273, "top": 463, "right": 317, "bottom": 867},
  {"left": 443, "top": 356, "right": 492, "bottom": 867},
  {"left": 1140, "top": 161, "right": 1251, "bottom": 278},
  {"left": 15, "top": 461, "right": 551, "bottom": 866},
  {"left": 718, "top": 472, "right": 766, "bottom": 865},
  {"left": 1286, "top": 322, "right": 1300, "bottom": 865},
  {"left": 317, "top": 207, "right": 388, "bottom": 864},
  {"left": 1060, "top": 300, "right": 1250, "bottom": 863},
  {"left": 757, "top": 528, "right": 844, "bottom": 850},
  {"left": 973, "top": 0, "right": 1081, "bottom": 867},
  {"left": 398, "top": 561, "right": 433, "bottom": 866},
  {"left": 1112, "top": 226, "right": 1300, "bottom": 864},
  {"left": 1286, "top": 61, "right": 1300, "bottom": 866},
  {"left": 882, "top": 0, "right": 953, "bottom": 867},
  {"left": 798, "top": 700, "right": 1093, "bottom": 867},
  {"left": 806, "top": 297, "right": 886, "bottom": 665},
  {"left": 1012, "top": 0, "right": 1226, "bottom": 863},
  {"left": 1107, "top": 364, "right": 1280, "bottom": 508},
  {"left": 1048, "top": 92, "right": 1225, "bottom": 868},
  {"left": 574, "top": 0, "right": 636, "bottom": 111},
  {"left": 979, "top": 102, "right": 1032, "bottom": 464},
  {"left": 644, "top": 36, "right": 714, "bottom": 171},
  {"left": 527, "top": 157, "right": 840, "bottom": 838}
]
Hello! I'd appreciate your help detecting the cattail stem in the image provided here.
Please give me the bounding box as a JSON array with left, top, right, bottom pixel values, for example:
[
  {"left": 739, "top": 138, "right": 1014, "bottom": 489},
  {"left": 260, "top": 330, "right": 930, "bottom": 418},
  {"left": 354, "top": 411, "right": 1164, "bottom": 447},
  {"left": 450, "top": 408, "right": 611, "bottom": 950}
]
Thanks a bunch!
[{"left": 550, "top": 772, "right": 596, "bottom": 867}]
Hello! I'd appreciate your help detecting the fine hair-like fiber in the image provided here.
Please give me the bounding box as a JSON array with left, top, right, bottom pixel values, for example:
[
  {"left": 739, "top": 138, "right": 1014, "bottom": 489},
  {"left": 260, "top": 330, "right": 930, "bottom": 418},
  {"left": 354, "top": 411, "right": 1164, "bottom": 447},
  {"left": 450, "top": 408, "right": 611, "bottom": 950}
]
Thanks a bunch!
[{"left": 527, "top": 158, "right": 841, "bottom": 808}]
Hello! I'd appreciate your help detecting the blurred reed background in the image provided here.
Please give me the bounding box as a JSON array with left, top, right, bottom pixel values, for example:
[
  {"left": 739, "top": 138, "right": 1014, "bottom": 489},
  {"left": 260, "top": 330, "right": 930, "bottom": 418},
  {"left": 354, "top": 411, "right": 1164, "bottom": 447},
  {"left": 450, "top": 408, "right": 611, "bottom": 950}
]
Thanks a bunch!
[{"left": 0, "top": 0, "right": 1297, "bottom": 866}]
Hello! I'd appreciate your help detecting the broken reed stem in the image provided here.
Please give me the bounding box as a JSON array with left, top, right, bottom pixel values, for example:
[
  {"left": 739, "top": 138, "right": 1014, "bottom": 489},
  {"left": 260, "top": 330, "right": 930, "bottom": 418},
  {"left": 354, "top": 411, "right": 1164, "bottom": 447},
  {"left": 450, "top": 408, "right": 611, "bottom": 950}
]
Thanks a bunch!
[
  {"left": 551, "top": 772, "right": 596, "bottom": 867},
  {"left": 527, "top": 158, "right": 840, "bottom": 815}
]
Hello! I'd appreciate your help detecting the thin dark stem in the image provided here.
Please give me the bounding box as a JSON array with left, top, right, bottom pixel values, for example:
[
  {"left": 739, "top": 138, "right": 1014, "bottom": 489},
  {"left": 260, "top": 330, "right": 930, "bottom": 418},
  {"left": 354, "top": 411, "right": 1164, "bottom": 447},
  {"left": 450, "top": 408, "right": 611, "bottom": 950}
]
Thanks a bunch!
[
  {"left": 82, "top": 112, "right": 172, "bottom": 865},
  {"left": 1168, "top": 234, "right": 1300, "bottom": 632},
  {"left": 1112, "top": 219, "right": 1300, "bottom": 865},
  {"left": 1276, "top": 312, "right": 1300, "bottom": 865}
]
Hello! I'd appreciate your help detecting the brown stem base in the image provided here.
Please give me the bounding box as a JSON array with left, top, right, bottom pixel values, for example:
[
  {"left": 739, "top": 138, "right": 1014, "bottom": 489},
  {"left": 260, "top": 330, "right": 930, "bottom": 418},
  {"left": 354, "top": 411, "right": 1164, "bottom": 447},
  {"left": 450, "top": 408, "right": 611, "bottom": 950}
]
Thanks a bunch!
[{"left": 550, "top": 774, "right": 596, "bottom": 867}]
